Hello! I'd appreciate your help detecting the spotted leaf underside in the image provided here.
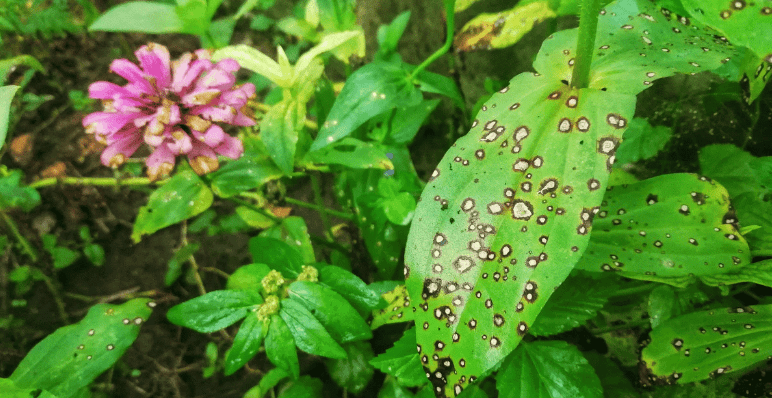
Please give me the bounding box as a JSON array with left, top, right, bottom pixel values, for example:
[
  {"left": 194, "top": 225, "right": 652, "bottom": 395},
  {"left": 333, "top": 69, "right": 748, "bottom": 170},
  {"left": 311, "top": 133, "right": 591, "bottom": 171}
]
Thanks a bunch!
[
  {"left": 575, "top": 173, "right": 752, "bottom": 286},
  {"left": 641, "top": 304, "right": 772, "bottom": 384},
  {"left": 535, "top": 0, "right": 739, "bottom": 96},
  {"left": 405, "top": 71, "right": 636, "bottom": 397},
  {"left": 681, "top": 0, "right": 772, "bottom": 101}
]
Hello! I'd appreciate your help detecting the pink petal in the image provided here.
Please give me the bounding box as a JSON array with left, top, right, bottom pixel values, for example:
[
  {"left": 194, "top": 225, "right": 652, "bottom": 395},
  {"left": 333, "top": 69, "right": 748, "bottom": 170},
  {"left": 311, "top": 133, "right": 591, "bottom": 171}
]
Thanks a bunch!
[
  {"left": 232, "top": 109, "right": 256, "bottom": 126},
  {"left": 214, "top": 134, "right": 244, "bottom": 159},
  {"left": 168, "top": 129, "right": 193, "bottom": 154},
  {"left": 88, "top": 81, "right": 132, "bottom": 99},
  {"left": 172, "top": 59, "right": 212, "bottom": 94},
  {"left": 182, "top": 88, "right": 221, "bottom": 106},
  {"left": 100, "top": 131, "right": 143, "bottom": 167},
  {"left": 83, "top": 111, "right": 142, "bottom": 135},
  {"left": 191, "top": 105, "right": 236, "bottom": 123},
  {"left": 171, "top": 53, "right": 193, "bottom": 91},
  {"left": 146, "top": 142, "right": 176, "bottom": 181},
  {"left": 110, "top": 59, "right": 153, "bottom": 93},
  {"left": 214, "top": 58, "right": 240, "bottom": 73},
  {"left": 197, "top": 69, "right": 235, "bottom": 90},
  {"left": 135, "top": 43, "right": 172, "bottom": 89},
  {"left": 193, "top": 124, "right": 225, "bottom": 147},
  {"left": 219, "top": 83, "right": 255, "bottom": 108},
  {"left": 187, "top": 140, "right": 219, "bottom": 175}
]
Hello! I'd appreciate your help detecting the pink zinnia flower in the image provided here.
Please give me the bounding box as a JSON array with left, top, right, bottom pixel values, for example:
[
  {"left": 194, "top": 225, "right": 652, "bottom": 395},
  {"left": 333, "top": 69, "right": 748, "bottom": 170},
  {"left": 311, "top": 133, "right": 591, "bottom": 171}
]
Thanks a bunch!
[{"left": 83, "top": 43, "right": 256, "bottom": 180}]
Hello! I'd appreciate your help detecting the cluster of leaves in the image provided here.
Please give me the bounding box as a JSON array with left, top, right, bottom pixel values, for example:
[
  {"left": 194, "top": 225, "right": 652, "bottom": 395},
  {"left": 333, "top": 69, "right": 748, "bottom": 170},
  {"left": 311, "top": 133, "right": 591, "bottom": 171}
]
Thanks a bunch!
[{"left": 0, "top": 0, "right": 97, "bottom": 41}]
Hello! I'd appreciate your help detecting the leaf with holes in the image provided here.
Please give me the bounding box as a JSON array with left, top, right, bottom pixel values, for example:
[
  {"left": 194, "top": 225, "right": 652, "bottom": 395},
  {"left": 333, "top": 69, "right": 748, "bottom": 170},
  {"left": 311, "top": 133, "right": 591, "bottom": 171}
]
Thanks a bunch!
[
  {"left": 10, "top": 299, "right": 154, "bottom": 398},
  {"left": 680, "top": 0, "right": 772, "bottom": 101},
  {"left": 405, "top": 70, "right": 636, "bottom": 397},
  {"left": 575, "top": 173, "right": 751, "bottom": 286},
  {"left": 535, "top": 0, "right": 739, "bottom": 96},
  {"left": 641, "top": 304, "right": 772, "bottom": 384},
  {"left": 371, "top": 284, "right": 414, "bottom": 329}
]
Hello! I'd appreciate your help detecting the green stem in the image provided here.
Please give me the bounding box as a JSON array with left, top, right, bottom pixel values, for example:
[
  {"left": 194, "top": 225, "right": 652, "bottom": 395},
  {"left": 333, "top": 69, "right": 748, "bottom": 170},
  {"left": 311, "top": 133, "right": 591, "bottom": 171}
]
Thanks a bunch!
[
  {"left": 284, "top": 197, "right": 354, "bottom": 221},
  {"left": 229, "top": 196, "right": 282, "bottom": 224},
  {"left": 310, "top": 173, "right": 334, "bottom": 240},
  {"left": 608, "top": 283, "right": 656, "bottom": 297},
  {"left": 408, "top": 0, "right": 456, "bottom": 80},
  {"left": 40, "top": 274, "right": 69, "bottom": 323},
  {"left": 570, "top": 0, "right": 602, "bottom": 89},
  {"left": 30, "top": 176, "right": 164, "bottom": 189},
  {"left": 1, "top": 213, "right": 37, "bottom": 261}
]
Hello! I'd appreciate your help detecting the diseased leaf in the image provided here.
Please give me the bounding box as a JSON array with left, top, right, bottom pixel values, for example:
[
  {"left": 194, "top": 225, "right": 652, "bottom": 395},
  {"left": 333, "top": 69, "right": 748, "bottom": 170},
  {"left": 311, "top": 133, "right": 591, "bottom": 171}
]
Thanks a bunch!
[
  {"left": 370, "top": 328, "right": 428, "bottom": 388},
  {"left": 575, "top": 174, "right": 751, "bottom": 285},
  {"left": 131, "top": 170, "right": 213, "bottom": 243},
  {"left": 10, "top": 299, "right": 154, "bottom": 398},
  {"left": 496, "top": 340, "right": 603, "bottom": 398},
  {"left": 454, "top": 2, "right": 557, "bottom": 52},
  {"left": 371, "top": 284, "right": 414, "bottom": 329},
  {"left": 405, "top": 71, "right": 635, "bottom": 397},
  {"left": 614, "top": 118, "right": 672, "bottom": 165},
  {"left": 641, "top": 304, "right": 772, "bottom": 384}
]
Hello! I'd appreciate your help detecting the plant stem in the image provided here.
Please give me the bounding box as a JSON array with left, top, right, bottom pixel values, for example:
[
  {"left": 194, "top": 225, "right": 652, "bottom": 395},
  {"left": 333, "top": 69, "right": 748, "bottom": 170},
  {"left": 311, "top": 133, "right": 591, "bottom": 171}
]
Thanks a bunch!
[
  {"left": 30, "top": 176, "right": 164, "bottom": 189},
  {"left": 408, "top": 0, "right": 456, "bottom": 80},
  {"left": 284, "top": 197, "right": 354, "bottom": 220},
  {"left": 570, "top": 0, "right": 602, "bottom": 89},
  {"left": 0, "top": 213, "right": 37, "bottom": 261},
  {"left": 310, "top": 173, "right": 334, "bottom": 240},
  {"left": 608, "top": 283, "right": 656, "bottom": 297},
  {"left": 181, "top": 222, "right": 207, "bottom": 297},
  {"left": 40, "top": 274, "right": 69, "bottom": 323},
  {"left": 229, "top": 196, "right": 282, "bottom": 224}
]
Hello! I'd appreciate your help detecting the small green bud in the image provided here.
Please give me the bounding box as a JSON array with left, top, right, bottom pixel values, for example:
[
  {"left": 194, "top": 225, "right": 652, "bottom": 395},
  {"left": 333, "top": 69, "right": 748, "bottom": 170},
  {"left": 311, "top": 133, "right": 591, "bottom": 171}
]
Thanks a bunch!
[
  {"left": 261, "top": 270, "right": 285, "bottom": 294},
  {"left": 257, "top": 295, "right": 280, "bottom": 322},
  {"left": 297, "top": 265, "right": 319, "bottom": 282}
]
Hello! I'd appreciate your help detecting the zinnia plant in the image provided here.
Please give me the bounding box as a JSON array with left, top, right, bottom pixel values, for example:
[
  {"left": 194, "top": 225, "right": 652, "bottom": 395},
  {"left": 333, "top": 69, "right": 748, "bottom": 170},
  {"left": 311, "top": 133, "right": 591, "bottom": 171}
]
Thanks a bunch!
[{"left": 83, "top": 43, "right": 256, "bottom": 180}]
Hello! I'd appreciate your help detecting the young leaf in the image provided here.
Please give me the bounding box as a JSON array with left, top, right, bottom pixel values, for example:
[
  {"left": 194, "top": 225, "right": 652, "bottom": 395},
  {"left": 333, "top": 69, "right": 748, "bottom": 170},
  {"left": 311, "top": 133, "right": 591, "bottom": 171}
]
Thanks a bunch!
[
  {"left": 309, "top": 62, "right": 422, "bottom": 151},
  {"left": 318, "top": 265, "right": 382, "bottom": 316},
  {"left": 227, "top": 263, "right": 273, "bottom": 292},
  {"left": 260, "top": 97, "right": 303, "bottom": 175},
  {"left": 248, "top": 236, "right": 304, "bottom": 278},
  {"left": 165, "top": 242, "right": 200, "bottom": 287},
  {"left": 243, "top": 367, "right": 289, "bottom": 398},
  {"left": 10, "top": 299, "right": 154, "bottom": 398},
  {"left": 279, "top": 299, "right": 347, "bottom": 359},
  {"left": 575, "top": 173, "right": 751, "bottom": 283},
  {"left": 209, "top": 155, "right": 283, "bottom": 198},
  {"left": 224, "top": 312, "right": 267, "bottom": 376},
  {"left": 375, "top": 11, "right": 411, "bottom": 62},
  {"left": 304, "top": 137, "right": 394, "bottom": 170},
  {"left": 613, "top": 118, "right": 672, "bottom": 165},
  {"left": 265, "top": 314, "right": 300, "bottom": 379},
  {"left": 277, "top": 375, "right": 324, "bottom": 398},
  {"left": 641, "top": 304, "right": 772, "bottom": 384},
  {"left": 0, "top": 85, "right": 20, "bottom": 144},
  {"left": 88, "top": 2, "right": 185, "bottom": 33},
  {"left": 203, "top": 342, "right": 218, "bottom": 378},
  {"left": 131, "top": 170, "right": 213, "bottom": 243},
  {"left": 167, "top": 290, "right": 262, "bottom": 333},
  {"left": 286, "top": 281, "right": 373, "bottom": 343},
  {"left": 698, "top": 144, "right": 764, "bottom": 198},
  {"left": 370, "top": 328, "right": 428, "bottom": 388},
  {"left": 371, "top": 284, "right": 414, "bottom": 329},
  {"left": 405, "top": 71, "right": 636, "bottom": 397},
  {"left": 260, "top": 217, "right": 315, "bottom": 265},
  {"left": 0, "top": 169, "right": 41, "bottom": 212},
  {"left": 495, "top": 341, "right": 603, "bottom": 398},
  {"left": 325, "top": 341, "right": 375, "bottom": 393},
  {"left": 529, "top": 273, "right": 614, "bottom": 336}
]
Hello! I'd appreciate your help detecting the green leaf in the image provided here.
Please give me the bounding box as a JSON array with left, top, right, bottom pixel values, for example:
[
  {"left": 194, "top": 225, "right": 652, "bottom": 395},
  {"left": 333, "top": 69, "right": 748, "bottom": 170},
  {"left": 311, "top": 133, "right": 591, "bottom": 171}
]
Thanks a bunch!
[
  {"left": 50, "top": 247, "right": 81, "bottom": 269},
  {"left": 224, "top": 312, "right": 267, "bottom": 376},
  {"left": 582, "top": 352, "right": 640, "bottom": 398},
  {"left": 700, "top": 258, "right": 772, "bottom": 288},
  {"left": 248, "top": 236, "right": 304, "bottom": 278},
  {"left": 0, "top": 169, "right": 41, "bottom": 212},
  {"left": 277, "top": 375, "right": 324, "bottom": 398},
  {"left": 535, "top": 0, "right": 739, "bottom": 96},
  {"left": 165, "top": 242, "right": 200, "bottom": 286},
  {"left": 0, "top": 85, "right": 20, "bottom": 143},
  {"left": 413, "top": 71, "right": 464, "bottom": 109},
  {"left": 203, "top": 341, "right": 218, "bottom": 378},
  {"left": 265, "top": 315, "right": 300, "bottom": 379},
  {"left": 0, "top": 55, "right": 46, "bottom": 84},
  {"left": 209, "top": 154, "right": 283, "bottom": 198},
  {"left": 614, "top": 118, "right": 672, "bottom": 165},
  {"left": 287, "top": 281, "right": 372, "bottom": 343},
  {"left": 82, "top": 243, "right": 105, "bottom": 267},
  {"left": 699, "top": 144, "right": 763, "bottom": 198},
  {"left": 260, "top": 98, "right": 303, "bottom": 175},
  {"left": 0, "top": 378, "right": 59, "bottom": 398},
  {"left": 642, "top": 378, "right": 739, "bottom": 398},
  {"left": 167, "top": 290, "right": 262, "bottom": 333},
  {"left": 260, "top": 217, "right": 315, "bottom": 265},
  {"left": 530, "top": 273, "right": 614, "bottom": 336},
  {"left": 496, "top": 341, "right": 603, "bottom": 398},
  {"left": 310, "top": 62, "right": 422, "bottom": 151},
  {"left": 379, "top": 377, "right": 416, "bottom": 398},
  {"left": 243, "top": 367, "right": 289, "bottom": 398},
  {"left": 10, "top": 299, "right": 154, "bottom": 398},
  {"left": 174, "top": 0, "right": 208, "bottom": 35},
  {"left": 370, "top": 328, "right": 427, "bottom": 388},
  {"left": 575, "top": 174, "right": 751, "bottom": 284},
  {"left": 227, "top": 263, "right": 273, "bottom": 292},
  {"left": 131, "top": 170, "right": 213, "bottom": 243},
  {"left": 325, "top": 341, "right": 375, "bottom": 393},
  {"left": 304, "top": 137, "right": 394, "bottom": 170},
  {"left": 371, "top": 284, "right": 414, "bottom": 329},
  {"left": 315, "top": 0, "right": 356, "bottom": 31},
  {"left": 641, "top": 304, "right": 772, "bottom": 384},
  {"left": 382, "top": 99, "right": 441, "bottom": 145},
  {"left": 729, "top": 193, "right": 772, "bottom": 255},
  {"left": 375, "top": 11, "right": 411, "bottom": 62},
  {"left": 454, "top": 2, "right": 557, "bottom": 52},
  {"left": 405, "top": 71, "right": 636, "bottom": 396},
  {"left": 318, "top": 265, "right": 382, "bottom": 316},
  {"left": 279, "top": 298, "right": 347, "bottom": 359},
  {"left": 89, "top": 2, "right": 185, "bottom": 33}
]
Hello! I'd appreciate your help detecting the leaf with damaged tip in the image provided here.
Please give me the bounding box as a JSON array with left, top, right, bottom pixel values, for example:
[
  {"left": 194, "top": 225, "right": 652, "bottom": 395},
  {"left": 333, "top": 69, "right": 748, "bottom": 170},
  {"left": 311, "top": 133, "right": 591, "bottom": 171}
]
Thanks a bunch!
[{"left": 454, "top": 2, "right": 557, "bottom": 52}]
